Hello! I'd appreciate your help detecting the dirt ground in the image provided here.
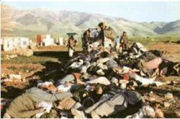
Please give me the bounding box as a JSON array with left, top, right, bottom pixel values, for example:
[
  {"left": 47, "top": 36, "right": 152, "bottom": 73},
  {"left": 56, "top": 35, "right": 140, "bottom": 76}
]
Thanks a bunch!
[
  {"left": 1, "top": 42, "right": 180, "bottom": 117},
  {"left": 143, "top": 42, "right": 180, "bottom": 117},
  {"left": 148, "top": 42, "right": 180, "bottom": 62}
]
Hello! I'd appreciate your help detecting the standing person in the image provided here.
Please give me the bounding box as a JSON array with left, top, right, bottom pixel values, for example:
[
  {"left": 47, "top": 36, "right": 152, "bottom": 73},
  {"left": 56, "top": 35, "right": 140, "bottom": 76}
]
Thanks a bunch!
[
  {"left": 67, "top": 35, "right": 77, "bottom": 57},
  {"left": 36, "top": 34, "right": 42, "bottom": 47},
  {"left": 114, "top": 36, "right": 121, "bottom": 53},
  {"left": 82, "top": 29, "right": 91, "bottom": 52},
  {"left": 120, "top": 31, "right": 129, "bottom": 51},
  {"left": 98, "top": 22, "right": 106, "bottom": 46}
]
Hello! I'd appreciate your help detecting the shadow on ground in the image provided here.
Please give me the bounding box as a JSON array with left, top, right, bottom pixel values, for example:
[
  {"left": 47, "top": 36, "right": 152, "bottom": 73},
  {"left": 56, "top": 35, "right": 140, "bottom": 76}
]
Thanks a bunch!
[
  {"left": 28, "top": 51, "right": 83, "bottom": 86},
  {"left": 34, "top": 51, "right": 82, "bottom": 61},
  {"left": 1, "top": 51, "right": 81, "bottom": 99}
]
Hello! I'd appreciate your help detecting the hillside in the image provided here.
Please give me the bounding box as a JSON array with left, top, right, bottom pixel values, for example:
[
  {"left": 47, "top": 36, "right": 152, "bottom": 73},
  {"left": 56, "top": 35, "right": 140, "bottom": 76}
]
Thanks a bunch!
[{"left": 1, "top": 4, "right": 180, "bottom": 38}]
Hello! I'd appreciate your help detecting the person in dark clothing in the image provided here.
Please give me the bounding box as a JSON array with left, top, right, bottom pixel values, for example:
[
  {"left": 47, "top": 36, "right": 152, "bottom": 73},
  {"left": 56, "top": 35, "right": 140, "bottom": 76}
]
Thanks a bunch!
[
  {"left": 98, "top": 22, "right": 106, "bottom": 46},
  {"left": 120, "top": 31, "right": 129, "bottom": 51},
  {"left": 82, "top": 29, "right": 91, "bottom": 52}
]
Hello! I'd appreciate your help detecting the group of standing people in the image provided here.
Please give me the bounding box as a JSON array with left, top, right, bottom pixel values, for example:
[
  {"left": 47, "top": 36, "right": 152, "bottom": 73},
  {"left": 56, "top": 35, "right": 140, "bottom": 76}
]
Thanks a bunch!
[
  {"left": 98, "top": 22, "right": 129, "bottom": 52},
  {"left": 114, "top": 31, "right": 129, "bottom": 53},
  {"left": 67, "top": 22, "right": 129, "bottom": 58}
]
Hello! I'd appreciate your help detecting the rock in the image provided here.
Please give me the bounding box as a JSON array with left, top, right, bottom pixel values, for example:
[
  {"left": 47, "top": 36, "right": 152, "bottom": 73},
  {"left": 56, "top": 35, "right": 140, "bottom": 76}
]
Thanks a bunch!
[
  {"left": 164, "top": 102, "right": 170, "bottom": 107},
  {"left": 165, "top": 93, "right": 174, "bottom": 100}
]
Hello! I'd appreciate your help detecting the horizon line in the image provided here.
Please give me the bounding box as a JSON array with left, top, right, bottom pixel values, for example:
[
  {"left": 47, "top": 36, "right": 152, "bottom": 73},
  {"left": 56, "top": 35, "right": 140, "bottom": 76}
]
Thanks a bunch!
[{"left": 2, "top": 3, "right": 180, "bottom": 23}]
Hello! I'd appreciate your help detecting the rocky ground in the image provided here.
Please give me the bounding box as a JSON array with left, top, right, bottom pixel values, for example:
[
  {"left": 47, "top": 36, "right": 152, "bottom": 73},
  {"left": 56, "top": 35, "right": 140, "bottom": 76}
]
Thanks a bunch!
[{"left": 1, "top": 42, "right": 180, "bottom": 117}]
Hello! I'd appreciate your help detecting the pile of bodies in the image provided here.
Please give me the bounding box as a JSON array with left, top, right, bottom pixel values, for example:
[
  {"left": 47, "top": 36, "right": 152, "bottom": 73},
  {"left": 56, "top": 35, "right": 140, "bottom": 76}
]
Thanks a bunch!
[{"left": 2, "top": 24, "right": 180, "bottom": 118}]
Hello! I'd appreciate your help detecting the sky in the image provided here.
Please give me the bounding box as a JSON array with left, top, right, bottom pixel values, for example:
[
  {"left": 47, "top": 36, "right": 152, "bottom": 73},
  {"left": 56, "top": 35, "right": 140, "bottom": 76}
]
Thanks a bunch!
[{"left": 3, "top": 0, "right": 180, "bottom": 22}]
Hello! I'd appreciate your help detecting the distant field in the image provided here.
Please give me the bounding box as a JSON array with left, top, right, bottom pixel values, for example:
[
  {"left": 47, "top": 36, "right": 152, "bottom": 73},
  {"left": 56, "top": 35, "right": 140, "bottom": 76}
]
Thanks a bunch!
[{"left": 129, "top": 35, "right": 180, "bottom": 46}]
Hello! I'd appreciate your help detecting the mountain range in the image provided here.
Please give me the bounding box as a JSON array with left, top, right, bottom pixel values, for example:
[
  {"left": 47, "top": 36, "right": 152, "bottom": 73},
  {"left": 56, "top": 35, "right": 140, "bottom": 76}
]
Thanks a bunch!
[{"left": 1, "top": 4, "right": 180, "bottom": 38}]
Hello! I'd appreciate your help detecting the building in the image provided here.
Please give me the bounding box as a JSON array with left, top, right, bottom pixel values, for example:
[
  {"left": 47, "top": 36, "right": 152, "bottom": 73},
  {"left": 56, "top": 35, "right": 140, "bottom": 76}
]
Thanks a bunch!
[
  {"left": 58, "top": 37, "right": 64, "bottom": 46},
  {"left": 42, "top": 34, "right": 55, "bottom": 46},
  {"left": 1, "top": 37, "right": 31, "bottom": 51}
]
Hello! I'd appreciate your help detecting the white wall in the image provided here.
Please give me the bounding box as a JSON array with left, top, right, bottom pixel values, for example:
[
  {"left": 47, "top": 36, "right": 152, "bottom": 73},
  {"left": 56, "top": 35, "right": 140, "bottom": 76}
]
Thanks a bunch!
[
  {"left": 59, "top": 37, "right": 64, "bottom": 46},
  {"left": 43, "top": 34, "right": 55, "bottom": 46},
  {"left": 2, "top": 37, "right": 31, "bottom": 51}
]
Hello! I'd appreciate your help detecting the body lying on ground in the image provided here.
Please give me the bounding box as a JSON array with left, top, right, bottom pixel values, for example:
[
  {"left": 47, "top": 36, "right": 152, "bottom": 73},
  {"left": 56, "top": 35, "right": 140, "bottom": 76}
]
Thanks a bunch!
[{"left": 4, "top": 87, "right": 72, "bottom": 118}]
